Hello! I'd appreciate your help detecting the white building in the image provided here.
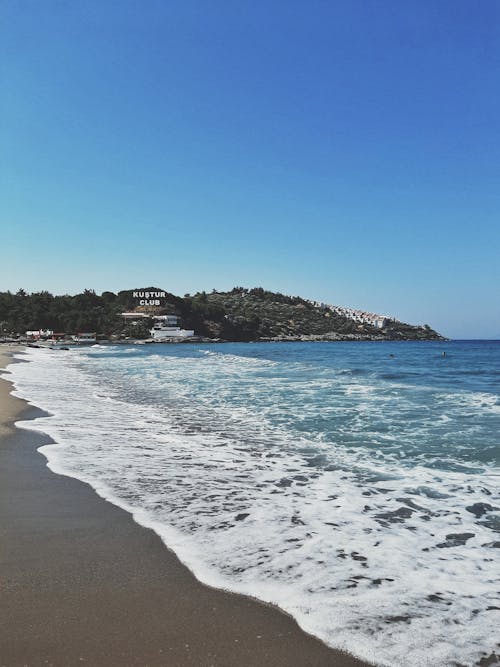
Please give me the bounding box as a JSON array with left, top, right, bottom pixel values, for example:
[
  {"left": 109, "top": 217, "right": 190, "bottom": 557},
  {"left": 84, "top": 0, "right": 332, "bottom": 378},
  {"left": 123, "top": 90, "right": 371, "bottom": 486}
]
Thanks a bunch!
[
  {"left": 120, "top": 312, "right": 149, "bottom": 320},
  {"left": 153, "top": 315, "right": 179, "bottom": 326},
  {"left": 150, "top": 317, "right": 194, "bottom": 340},
  {"left": 372, "top": 316, "right": 388, "bottom": 329},
  {"left": 120, "top": 313, "right": 179, "bottom": 325},
  {"left": 72, "top": 333, "right": 97, "bottom": 344},
  {"left": 120, "top": 312, "right": 194, "bottom": 340},
  {"left": 26, "top": 329, "right": 53, "bottom": 340}
]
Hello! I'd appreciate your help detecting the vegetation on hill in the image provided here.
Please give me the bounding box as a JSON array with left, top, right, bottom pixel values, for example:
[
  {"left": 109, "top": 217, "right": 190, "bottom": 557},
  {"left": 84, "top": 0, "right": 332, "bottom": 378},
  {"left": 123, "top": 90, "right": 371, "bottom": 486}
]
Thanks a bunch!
[{"left": 0, "top": 287, "right": 443, "bottom": 341}]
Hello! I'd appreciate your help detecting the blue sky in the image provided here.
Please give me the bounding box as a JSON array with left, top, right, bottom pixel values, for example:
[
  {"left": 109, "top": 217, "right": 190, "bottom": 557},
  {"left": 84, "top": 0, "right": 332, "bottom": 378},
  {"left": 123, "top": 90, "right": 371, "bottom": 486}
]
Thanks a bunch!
[{"left": 1, "top": 1, "right": 499, "bottom": 338}]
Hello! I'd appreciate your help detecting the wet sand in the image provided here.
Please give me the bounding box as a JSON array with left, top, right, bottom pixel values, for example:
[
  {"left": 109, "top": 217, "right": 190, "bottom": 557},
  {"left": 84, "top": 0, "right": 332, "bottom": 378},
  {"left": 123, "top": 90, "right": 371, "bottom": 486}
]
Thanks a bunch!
[{"left": 0, "top": 346, "right": 371, "bottom": 667}]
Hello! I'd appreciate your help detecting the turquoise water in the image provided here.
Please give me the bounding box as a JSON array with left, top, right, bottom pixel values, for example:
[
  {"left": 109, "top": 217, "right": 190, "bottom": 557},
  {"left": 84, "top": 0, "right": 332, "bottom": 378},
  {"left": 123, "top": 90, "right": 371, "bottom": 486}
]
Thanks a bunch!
[
  {"left": 90, "top": 339, "right": 500, "bottom": 470},
  {"left": 8, "top": 340, "right": 500, "bottom": 666}
]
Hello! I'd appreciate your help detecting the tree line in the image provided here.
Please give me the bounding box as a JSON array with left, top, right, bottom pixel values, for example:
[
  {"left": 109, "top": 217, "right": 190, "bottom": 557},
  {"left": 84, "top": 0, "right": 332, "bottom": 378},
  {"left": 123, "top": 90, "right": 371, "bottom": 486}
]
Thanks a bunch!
[{"left": 0, "top": 287, "right": 442, "bottom": 341}]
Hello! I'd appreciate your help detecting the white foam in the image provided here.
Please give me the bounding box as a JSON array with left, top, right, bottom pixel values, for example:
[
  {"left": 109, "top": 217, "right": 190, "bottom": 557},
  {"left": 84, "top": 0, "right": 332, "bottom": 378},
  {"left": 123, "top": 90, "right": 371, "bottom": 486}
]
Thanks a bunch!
[{"left": 4, "top": 347, "right": 500, "bottom": 667}]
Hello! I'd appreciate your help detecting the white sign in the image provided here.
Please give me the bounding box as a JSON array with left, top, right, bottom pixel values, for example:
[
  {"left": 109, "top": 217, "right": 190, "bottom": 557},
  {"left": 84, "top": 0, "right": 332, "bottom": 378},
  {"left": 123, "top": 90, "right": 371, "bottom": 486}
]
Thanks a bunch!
[{"left": 133, "top": 290, "right": 166, "bottom": 306}]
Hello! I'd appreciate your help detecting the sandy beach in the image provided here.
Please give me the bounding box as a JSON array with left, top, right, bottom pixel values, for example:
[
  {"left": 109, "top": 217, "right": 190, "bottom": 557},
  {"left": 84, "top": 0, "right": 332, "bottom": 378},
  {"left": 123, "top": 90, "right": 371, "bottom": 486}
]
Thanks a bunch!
[{"left": 0, "top": 346, "right": 370, "bottom": 667}]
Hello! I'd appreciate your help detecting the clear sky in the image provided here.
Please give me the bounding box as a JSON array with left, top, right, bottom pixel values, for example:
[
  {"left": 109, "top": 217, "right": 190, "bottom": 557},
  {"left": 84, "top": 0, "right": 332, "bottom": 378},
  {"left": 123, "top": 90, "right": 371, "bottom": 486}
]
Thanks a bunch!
[{"left": 1, "top": 1, "right": 499, "bottom": 338}]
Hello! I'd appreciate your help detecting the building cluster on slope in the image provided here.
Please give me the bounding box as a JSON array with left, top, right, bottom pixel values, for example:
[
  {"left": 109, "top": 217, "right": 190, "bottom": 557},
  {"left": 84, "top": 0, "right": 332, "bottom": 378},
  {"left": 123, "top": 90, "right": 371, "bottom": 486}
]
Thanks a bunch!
[{"left": 310, "top": 302, "right": 392, "bottom": 329}]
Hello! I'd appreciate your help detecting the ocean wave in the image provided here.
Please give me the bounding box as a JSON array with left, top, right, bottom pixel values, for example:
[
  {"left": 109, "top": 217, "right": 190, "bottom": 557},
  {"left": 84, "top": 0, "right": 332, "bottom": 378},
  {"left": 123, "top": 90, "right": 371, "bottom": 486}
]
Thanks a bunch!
[{"left": 5, "top": 346, "right": 500, "bottom": 667}]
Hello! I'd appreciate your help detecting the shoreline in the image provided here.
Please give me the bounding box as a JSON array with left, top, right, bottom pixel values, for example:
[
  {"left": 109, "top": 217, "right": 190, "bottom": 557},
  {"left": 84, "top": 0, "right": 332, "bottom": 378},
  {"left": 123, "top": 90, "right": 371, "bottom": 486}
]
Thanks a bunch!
[
  {"left": 0, "top": 346, "right": 371, "bottom": 667},
  {"left": 11, "top": 335, "right": 447, "bottom": 347}
]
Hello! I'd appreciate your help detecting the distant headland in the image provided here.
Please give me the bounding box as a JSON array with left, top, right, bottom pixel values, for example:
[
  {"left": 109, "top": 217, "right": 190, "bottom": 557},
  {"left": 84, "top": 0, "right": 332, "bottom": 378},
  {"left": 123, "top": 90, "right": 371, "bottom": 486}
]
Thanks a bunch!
[{"left": 0, "top": 287, "right": 444, "bottom": 343}]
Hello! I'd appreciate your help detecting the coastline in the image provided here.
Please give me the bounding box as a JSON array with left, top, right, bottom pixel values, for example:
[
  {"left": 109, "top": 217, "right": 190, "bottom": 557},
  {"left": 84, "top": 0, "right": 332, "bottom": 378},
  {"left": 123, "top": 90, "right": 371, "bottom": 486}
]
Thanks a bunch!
[{"left": 0, "top": 346, "right": 371, "bottom": 667}]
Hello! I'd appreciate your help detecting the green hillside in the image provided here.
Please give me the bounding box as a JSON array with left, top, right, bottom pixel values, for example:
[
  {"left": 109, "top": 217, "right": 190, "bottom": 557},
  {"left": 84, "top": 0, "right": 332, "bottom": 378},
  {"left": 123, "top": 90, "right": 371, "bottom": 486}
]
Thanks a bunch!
[{"left": 0, "top": 286, "right": 443, "bottom": 341}]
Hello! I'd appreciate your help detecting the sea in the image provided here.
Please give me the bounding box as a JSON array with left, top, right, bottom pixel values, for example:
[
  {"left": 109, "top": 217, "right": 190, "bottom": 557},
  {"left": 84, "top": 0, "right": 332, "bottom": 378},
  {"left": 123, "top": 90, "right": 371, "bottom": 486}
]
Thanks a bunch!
[{"left": 5, "top": 340, "right": 500, "bottom": 666}]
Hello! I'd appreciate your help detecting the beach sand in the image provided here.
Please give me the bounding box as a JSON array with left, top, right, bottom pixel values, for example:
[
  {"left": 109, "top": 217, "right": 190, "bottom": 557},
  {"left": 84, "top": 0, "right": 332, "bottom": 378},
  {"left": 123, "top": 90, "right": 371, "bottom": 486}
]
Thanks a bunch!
[{"left": 0, "top": 346, "right": 370, "bottom": 667}]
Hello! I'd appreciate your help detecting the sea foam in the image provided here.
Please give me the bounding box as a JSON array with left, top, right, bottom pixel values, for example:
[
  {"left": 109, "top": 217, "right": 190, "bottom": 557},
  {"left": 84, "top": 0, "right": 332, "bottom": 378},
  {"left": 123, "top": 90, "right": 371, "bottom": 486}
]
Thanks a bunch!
[{"left": 5, "top": 344, "right": 500, "bottom": 667}]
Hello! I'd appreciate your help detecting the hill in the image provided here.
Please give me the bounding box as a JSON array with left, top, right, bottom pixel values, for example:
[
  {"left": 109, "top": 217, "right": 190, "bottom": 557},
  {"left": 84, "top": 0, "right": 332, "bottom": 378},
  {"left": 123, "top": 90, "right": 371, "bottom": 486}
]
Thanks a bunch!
[
  {"left": 181, "top": 288, "right": 442, "bottom": 341},
  {"left": 0, "top": 287, "right": 443, "bottom": 342}
]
